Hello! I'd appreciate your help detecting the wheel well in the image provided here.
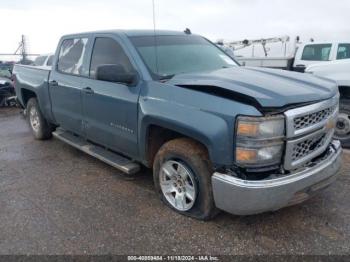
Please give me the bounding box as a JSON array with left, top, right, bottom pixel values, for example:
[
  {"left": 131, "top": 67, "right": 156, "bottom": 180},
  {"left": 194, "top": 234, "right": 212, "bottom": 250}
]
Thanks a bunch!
[
  {"left": 21, "top": 89, "right": 37, "bottom": 107},
  {"left": 338, "top": 86, "right": 350, "bottom": 99},
  {"left": 146, "top": 125, "right": 208, "bottom": 167}
]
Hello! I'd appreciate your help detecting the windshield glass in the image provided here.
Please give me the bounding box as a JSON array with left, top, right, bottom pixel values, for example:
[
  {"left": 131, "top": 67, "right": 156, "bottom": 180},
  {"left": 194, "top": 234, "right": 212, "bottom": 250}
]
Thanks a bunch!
[
  {"left": 0, "top": 66, "right": 12, "bottom": 79},
  {"left": 129, "top": 35, "right": 238, "bottom": 79},
  {"left": 34, "top": 56, "right": 48, "bottom": 66}
]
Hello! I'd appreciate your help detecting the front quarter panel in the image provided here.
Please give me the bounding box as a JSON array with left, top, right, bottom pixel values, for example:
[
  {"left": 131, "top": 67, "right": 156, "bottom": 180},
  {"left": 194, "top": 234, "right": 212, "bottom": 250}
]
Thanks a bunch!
[{"left": 138, "top": 81, "right": 261, "bottom": 167}]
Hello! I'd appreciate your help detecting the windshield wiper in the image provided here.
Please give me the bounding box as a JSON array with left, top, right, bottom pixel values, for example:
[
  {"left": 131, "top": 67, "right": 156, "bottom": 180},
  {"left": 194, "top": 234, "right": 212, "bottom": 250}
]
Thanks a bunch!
[{"left": 158, "top": 74, "right": 175, "bottom": 81}]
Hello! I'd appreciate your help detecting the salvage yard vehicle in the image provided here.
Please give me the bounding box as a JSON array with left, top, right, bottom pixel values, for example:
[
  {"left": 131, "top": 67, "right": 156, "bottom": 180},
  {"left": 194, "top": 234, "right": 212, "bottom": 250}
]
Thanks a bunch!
[
  {"left": 306, "top": 59, "right": 350, "bottom": 146},
  {"left": 33, "top": 54, "right": 54, "bottom": 68},
  {"left": 222, "top": 37, "right": 350, "bottom": 72},
  {"left": 0, "top": 63, "right": 15, "bottom": 106},
  {"left": 12, "top": 30, "right": 342, "bottom": 220}
]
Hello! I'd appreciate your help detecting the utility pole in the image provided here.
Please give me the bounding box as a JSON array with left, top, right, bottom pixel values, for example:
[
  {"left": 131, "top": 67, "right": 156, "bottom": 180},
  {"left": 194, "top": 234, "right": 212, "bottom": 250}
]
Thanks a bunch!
[{"left": 14, "top": 35, "right": 30, "bottom": 64}]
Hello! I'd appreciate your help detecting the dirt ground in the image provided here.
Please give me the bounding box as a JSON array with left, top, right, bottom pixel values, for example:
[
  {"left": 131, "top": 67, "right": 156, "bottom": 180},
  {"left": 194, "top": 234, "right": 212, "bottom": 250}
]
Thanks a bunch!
[{"left": 0, "top": 107, "right": 349, "bottom": 255}]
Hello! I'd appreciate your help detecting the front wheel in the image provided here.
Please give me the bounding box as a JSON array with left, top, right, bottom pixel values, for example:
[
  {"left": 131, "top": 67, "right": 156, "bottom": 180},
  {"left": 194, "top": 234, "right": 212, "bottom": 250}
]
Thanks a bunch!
[
  {"left": 334, "top": 99, "right": 350, "bottom": 148},
  {"left": 153, "top": 138, "right": 218, "bottom": 220}
]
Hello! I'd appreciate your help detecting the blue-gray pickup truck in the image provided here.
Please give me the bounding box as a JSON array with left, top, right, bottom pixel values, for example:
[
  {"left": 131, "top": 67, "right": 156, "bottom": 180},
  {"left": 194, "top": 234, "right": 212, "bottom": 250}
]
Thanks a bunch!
[{"left": 12, "top": 30, "right": 342, "bottom": 220}]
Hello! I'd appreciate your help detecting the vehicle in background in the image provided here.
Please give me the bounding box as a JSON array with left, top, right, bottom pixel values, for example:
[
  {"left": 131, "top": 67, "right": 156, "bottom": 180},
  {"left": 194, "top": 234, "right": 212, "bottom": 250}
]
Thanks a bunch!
[
  {"left": 33, "top": 54, "right": 54, "bottom": 68},
  {"left": 0, "top": 62, "right": 15, "bottom": 106},
  {"left": 219, "top": 37, "right": 350, "bottom": 72},
  {"left": 293, "top": 42, "right": 350, "bottom": 72},
  {"left": 12, "top": 30, "right": 341, "bottom": 220},
  {"left": 0, "top": 61, "right": 14, "bottom": 76},
  {"left": 306, "top": 59, "right": 350, "bottom": 146}
]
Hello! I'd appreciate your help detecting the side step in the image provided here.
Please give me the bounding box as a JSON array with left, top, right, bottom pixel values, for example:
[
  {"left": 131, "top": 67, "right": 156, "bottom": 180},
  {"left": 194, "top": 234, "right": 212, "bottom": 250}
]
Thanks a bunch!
[{"left": 53, "top": 129, "right": 140, "bottom": 174}]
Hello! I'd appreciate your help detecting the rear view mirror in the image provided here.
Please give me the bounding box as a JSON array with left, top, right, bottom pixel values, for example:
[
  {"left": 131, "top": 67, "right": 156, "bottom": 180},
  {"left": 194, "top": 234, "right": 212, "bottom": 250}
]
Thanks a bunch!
[{"left": 96, "top": 64, "right": 136, "bottom": 85}]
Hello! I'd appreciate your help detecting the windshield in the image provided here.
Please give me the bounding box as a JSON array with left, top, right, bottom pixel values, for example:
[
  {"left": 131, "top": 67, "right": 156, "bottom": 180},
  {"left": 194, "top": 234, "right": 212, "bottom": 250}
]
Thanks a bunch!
[
  {"left": 0, "top": 66, "right": 12, "bottom": 79},
  {"left": 34, "top": 56, "right": 48, "bottom": 66},
  {"left": 129, "top": 35, "right": 238, "bottom": 79}
]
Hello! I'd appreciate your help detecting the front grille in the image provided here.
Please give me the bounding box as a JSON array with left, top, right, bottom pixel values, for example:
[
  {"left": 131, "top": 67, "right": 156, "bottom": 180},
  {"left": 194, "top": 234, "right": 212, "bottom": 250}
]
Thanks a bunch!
[
  {"left": 294, "top": 105, "right": 336, "bottom": 131},
  {"left": 291, "top": 132, "right": 328, "bottom": 161},
  {"left": 284, "top": 95, "right": 339, "bottom": 170}
]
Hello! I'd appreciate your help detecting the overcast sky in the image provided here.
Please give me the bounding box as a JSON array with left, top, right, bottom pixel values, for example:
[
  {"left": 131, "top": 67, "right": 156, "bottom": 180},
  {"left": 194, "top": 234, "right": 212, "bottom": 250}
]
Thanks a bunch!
[{"left": 1, "top": 0, "right": 350, "bottom": 57}]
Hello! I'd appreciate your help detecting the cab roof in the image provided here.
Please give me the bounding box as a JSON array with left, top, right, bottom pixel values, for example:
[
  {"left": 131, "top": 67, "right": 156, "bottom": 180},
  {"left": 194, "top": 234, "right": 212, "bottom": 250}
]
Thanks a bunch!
[{"left": 62, "top": 29, "right": 189, "bottom": 38}]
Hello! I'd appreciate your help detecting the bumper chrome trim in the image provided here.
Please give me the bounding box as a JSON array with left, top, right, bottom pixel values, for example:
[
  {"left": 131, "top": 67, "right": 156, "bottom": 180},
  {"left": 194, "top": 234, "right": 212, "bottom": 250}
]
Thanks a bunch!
[{"left": 212, "top": 140, "right": 342, "bottom": 215}]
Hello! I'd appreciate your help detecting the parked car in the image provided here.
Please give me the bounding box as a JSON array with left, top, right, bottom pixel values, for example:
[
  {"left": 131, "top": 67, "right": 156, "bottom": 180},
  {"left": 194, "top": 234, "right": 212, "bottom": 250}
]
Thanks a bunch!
[
  {"left": 0, "top": 62, "right": 15, "bottom": 106},
  {"left": 306, "top": 59, "right": 350, "bottom": 146},
  {"left": 12, "top": 30, "right": 341, "bottom": 220},
  {"left": 33, "top": 54, "right": 54, "bottom": 68}
]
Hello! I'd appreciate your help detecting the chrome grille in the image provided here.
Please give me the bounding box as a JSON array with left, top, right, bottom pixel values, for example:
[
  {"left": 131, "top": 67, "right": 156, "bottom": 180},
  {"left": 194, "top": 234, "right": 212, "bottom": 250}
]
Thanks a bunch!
[
  {"left": 291, "top": 132, "right": 328, "bottom": 161},
  {"left": 294, "top": 105, "right": 336, "bottom": 131},
  {"left": 285, "top": 95, "right": 339, "bottom": 138},
  {"left": 284, "top": 95, "right": 339, "bottom": 170}
]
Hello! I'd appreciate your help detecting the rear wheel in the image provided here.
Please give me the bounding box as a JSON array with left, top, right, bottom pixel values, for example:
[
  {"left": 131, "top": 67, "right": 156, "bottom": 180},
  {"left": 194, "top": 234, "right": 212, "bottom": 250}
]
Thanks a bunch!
[
  {"left": 334, "top": 99, "right": 350, "bottom": 148},
  {"left": 27, "top": 98, "right": 53, "bottom": 140},
  {"left": 153, "top": 138, "right": 218, "bottom": 220}
]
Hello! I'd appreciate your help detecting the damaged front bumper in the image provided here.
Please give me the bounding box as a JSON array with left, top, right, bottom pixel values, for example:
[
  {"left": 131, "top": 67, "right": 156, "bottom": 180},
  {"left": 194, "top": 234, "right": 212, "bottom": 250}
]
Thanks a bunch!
[{"left": 212, "top": 140, "right": 342, "bottom": 215}]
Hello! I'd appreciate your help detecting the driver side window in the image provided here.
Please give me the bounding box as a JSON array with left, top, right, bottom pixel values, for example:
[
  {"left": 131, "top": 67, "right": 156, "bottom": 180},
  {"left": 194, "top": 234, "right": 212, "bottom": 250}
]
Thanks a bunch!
[{"left": 89, "top": 37, "right": 133, "bottom": 79}]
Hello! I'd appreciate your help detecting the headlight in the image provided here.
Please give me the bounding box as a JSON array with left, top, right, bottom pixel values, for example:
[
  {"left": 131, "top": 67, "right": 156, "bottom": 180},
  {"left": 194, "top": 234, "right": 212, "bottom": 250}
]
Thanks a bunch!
[{"left": 235, "top": 115, "right": 285, "bottom": 167}]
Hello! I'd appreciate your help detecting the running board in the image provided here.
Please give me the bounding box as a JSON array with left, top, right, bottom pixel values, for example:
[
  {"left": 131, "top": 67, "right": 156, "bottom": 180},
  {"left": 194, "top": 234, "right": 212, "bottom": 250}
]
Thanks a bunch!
[{"left": 53, "top": 129, "right": 140, "bottom": 174}]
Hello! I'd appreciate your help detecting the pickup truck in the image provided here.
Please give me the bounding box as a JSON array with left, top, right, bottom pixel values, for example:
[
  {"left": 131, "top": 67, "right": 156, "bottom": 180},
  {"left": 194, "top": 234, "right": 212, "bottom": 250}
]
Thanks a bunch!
[
  {"left": 13, "top": 30, "right": 342, "bottom": 220},
  {"left": 306, "top": 59, "right": 350, "bottom": 146},
  {"left": 33, "top": 53, "right": 54, "bottom": 68},
  {"left": 235, "top": 41, "right": 350, "bottom": 72}
]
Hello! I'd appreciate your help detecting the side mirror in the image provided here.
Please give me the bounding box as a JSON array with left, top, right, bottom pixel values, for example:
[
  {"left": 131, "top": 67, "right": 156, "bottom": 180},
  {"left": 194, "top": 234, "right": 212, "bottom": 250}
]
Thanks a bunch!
[{"left": 96, "top": 64, "right": 136, "bottom": 85}]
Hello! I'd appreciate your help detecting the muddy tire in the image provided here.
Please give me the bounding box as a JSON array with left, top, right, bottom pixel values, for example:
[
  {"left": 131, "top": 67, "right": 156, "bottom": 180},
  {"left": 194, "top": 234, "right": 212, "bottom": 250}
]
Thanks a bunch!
[
  {"left": 335, "top": 99, "right": 350, "bottom": 148},
  {"left": 153, "top": 138, "right": 218, "bottom": 220},
  {"left": 26, "top": 98, "right": 53, "bottom": 140}
]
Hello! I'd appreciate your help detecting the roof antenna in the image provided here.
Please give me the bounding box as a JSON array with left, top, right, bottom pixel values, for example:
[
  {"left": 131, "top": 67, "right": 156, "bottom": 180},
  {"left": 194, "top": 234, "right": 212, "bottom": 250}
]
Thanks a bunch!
[
  {"left": 184, "top": 28, "right": 191, "bottom": 34},
  {"left": 152, "top": 0, "right": 159, "bottom": 75}
]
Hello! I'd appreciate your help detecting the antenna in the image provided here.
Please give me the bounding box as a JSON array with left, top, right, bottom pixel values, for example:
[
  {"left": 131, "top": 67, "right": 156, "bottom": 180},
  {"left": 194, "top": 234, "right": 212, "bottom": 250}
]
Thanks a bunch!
[{"left": 152, "top": 0, "right": 159, "bottom": 75}]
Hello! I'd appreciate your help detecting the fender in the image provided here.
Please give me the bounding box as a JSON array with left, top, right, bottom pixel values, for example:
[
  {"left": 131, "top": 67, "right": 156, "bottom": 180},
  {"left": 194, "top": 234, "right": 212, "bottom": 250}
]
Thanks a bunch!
[{"left": 138, "top": 96, "right": 233, "bottom": 167}]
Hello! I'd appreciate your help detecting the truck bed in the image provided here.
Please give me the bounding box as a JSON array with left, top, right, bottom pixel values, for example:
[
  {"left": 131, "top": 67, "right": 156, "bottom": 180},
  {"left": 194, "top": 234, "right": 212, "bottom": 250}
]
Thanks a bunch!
[{"left": 12, "top": 64, "right": 52, "bottom": 120}]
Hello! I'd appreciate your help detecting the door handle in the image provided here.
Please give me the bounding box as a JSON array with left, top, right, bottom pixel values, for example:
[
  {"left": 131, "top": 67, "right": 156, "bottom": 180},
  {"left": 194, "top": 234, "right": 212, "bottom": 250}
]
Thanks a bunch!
[
  {"left": 50, "top": 80, "right": 58, "bottom": 87},
  {"left": 83, "top": 87, "right": 94, "bottom": 94}
]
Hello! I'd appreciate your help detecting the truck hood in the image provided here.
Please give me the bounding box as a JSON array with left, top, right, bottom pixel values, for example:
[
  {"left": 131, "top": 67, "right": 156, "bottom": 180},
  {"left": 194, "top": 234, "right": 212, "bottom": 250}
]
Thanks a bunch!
[
  {"left": 168, "top": 67, "right": 337, "bottom": 110},
  {"left": 306, "top": 59, "right": 350, "bottom": 72}
]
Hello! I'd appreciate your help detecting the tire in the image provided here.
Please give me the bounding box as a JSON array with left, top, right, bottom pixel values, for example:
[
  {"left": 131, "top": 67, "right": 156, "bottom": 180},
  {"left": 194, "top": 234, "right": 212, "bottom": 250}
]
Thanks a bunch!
[
  {"left": 153, "top": 138, "right": 218, "bottom": 220},
  {"left": 26, "top": 98, "right": 53, "bottom": 140},
  {"left": 334, "top": 99, "right": 350, "bottom": 148}
]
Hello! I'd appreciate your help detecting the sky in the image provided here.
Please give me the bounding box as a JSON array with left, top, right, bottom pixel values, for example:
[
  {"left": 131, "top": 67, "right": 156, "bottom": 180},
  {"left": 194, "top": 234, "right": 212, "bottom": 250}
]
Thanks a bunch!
[{"left": 1, "top": 0, "right": 350, "bottom": 59}]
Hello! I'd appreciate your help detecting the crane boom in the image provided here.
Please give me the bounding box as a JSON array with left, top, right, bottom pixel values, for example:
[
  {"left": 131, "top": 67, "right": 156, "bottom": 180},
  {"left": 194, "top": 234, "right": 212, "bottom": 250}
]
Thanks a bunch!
[{"left": 217, "top": 35, "right": 290, "bottom": 57}]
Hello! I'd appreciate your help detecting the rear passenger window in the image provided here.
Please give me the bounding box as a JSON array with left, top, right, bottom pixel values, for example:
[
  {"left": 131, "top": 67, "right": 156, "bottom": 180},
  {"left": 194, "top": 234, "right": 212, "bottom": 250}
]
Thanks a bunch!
[
  {"left": 89, "top": 37, "right": 133, "bottom": 78},
  {"left": 337, "top": 44, "right": 350, "bottom": 60},
  {"left": 58, "top": 38, "right": 89, "bottom": 76}
]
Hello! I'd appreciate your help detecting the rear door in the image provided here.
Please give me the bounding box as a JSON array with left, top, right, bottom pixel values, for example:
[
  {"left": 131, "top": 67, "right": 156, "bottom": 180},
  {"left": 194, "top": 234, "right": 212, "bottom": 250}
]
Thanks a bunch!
[
  {"left": 336, "top": 43, "right": 350, "bottom": 60},
  {"left": 49, "top": 37, "right": 91, "bottom": 135},
  {"left": 82, "top": 35, "right": 141, "bottom": 157}
]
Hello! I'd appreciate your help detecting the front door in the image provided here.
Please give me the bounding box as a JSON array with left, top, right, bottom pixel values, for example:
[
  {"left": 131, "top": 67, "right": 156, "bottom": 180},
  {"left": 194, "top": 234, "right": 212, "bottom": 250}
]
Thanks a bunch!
[{"left": 82, "top": 36, "right": 141, "bottom": 157}]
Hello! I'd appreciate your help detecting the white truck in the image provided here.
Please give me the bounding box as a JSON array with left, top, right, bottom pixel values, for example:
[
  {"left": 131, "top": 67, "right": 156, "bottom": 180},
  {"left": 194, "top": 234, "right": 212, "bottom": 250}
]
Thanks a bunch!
[
  {"left": 219, "top": 38, "right": 350, "bottom": 72},
  {"left": 306, "top": 59, "right": 350, "bottom": 146},
  {"left": 293, "top": 42, "right": 350, "bottom": 72}
]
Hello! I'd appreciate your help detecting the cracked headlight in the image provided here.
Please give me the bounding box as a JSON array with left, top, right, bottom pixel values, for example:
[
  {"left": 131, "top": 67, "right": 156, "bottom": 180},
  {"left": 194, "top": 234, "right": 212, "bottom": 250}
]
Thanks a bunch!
[{"left": 235, "top": 115, "right": 285, "bottom": 167}]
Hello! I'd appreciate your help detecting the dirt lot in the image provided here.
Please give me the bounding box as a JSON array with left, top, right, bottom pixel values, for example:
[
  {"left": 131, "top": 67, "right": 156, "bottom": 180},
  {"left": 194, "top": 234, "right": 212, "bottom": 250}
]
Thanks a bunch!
[{"left": 0, "top": 107, "right": 350, "bottom": 255}]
